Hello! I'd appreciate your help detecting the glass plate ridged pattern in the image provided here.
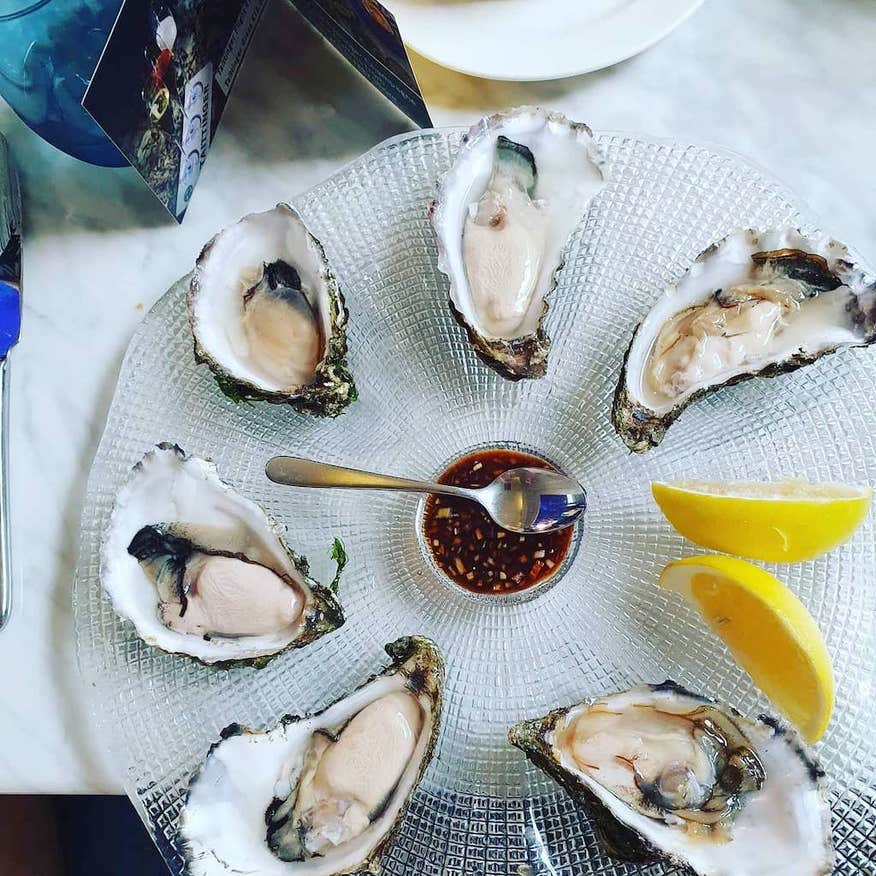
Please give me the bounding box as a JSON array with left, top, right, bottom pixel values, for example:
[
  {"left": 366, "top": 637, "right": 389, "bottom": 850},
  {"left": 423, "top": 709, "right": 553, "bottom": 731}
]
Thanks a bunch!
[{"left": 74, "top": 129, "right": 876, "bottom": 875}]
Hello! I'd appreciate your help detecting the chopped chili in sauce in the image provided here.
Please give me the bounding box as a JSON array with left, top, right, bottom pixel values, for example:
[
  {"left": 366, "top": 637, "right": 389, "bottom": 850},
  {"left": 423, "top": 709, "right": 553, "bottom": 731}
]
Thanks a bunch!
[{"left": 422, "top": 449, "right": 573, "bottom": 595}]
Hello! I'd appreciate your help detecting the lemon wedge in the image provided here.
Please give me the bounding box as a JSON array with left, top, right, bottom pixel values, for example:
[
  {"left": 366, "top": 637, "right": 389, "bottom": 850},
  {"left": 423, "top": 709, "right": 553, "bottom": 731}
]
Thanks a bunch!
[
  {"left": 659, "top": 554, "right": 834, "bottom": 743},
  {"left": 652, "top": 479, "right": 871, "bottom": 562}
]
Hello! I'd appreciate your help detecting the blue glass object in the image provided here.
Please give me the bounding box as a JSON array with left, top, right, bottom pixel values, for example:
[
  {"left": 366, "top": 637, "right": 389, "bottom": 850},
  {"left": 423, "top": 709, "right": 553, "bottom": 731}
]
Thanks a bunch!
[
  {"left": 0, "top": 0, "right": 126, "bottom": 166},
  {"left": 0, "top": 280, "right": 19, "bottom": 357}
]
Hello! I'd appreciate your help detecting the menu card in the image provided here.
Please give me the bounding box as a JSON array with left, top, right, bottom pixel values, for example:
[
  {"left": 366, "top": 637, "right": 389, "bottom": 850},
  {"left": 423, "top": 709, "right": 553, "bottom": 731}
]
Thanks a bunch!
[{"left": 83, "top": 0, "right": 430, "bottom": 222}]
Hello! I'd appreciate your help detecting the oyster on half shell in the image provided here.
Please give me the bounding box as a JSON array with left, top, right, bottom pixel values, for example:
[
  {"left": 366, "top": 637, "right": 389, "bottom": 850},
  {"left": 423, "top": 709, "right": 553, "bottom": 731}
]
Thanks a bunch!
[
  {"left": 189, "top": 204, "right": 356, "bottom": 416},
  {"left": 100, "top": 444, "right": 345, "bottom": 665},
  {"left": 613, "top": 227, "right": 876, "bottom": 451},
  {"left": 180, "top": 636, "right": 444, "bottom": 876},
  {"left": 510, "top": 682, "right": 834, "bottom": 876},
  {"left": 432, "top": 107, "right": 605, "bottom": 379}
]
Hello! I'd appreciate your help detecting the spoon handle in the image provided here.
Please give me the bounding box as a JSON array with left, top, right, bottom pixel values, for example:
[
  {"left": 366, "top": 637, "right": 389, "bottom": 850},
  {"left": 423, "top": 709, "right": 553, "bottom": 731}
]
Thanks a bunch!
[{"left": 265, "top": 456, "right": 470, "bottom": 499}]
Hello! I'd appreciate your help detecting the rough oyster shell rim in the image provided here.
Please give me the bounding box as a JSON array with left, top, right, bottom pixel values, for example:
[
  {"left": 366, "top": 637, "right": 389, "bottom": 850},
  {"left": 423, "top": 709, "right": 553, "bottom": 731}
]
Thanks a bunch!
[
  {"left": 179, "top": 636, "right": 445, "bottom": 875},
  {"left": 508, "top": 680, "right": 834, "bottom": 873},
  {"left": 430, "top": 106, "right": 606, "bottom": 381},
  {"left": 99, "top": 442, "right": 346, "bottom": 669},
  {"left": 612, "top": 227, "right": 876, "bottom": 452},
  {"left": 187, "top": 203, "right": 357, "bottom": 417}
]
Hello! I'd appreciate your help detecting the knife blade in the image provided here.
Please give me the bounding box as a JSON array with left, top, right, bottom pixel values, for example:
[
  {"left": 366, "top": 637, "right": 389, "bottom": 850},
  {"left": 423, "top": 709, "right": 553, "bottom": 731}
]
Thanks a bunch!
[{"left": 0, "top": 134, "right": 22, "bottom": 630}]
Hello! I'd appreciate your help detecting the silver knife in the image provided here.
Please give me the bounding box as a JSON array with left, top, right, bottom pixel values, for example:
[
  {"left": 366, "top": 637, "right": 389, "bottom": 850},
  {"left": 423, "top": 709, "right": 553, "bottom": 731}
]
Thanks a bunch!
[{"left": 0, "top": 135, "right": 21, "bottom": 630}]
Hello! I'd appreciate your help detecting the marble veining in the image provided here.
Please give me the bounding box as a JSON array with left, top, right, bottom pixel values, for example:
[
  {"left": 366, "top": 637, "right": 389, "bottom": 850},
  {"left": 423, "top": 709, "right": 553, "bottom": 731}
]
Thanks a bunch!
[{"left": 0, "top": 0, "right": 873, "bottom": 793}]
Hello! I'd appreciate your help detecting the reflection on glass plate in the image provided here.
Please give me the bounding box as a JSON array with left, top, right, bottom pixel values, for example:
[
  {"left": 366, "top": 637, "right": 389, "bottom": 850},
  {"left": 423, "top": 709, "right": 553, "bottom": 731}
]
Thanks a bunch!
[{"left": 74, "top": 128, "right": 875, "bottom": 874}]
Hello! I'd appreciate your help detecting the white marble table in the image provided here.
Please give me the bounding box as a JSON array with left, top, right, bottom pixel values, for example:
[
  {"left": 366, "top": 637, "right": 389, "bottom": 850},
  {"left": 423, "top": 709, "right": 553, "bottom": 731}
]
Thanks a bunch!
[{"left": 0, "top": 0, "right": 873, "bottom": 795}]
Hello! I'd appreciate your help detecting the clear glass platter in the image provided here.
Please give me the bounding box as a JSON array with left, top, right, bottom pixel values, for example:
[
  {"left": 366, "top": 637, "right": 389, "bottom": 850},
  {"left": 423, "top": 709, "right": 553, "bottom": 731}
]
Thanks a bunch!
[{"left": 73, "top": 128, "right": 876, "bottom": 875}]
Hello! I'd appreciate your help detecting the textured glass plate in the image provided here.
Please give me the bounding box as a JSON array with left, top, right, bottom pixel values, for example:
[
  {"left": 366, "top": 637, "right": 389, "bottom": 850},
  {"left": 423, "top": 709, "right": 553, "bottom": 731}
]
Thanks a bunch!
[{"left": 74, "top": 129, "right": 876, "bottom": 875}]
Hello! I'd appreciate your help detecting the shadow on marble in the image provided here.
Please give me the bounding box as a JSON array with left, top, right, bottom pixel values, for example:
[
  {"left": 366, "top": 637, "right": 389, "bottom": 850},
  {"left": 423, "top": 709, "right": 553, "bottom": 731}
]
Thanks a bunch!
[
  {"left": 48, "top": 353, "right": 130, "bottom": 792},
  {"left": 2, "top": 116, "right": 171, "bottom": 237},
  {"left": 217, "top": 0, "right": 413, "bottom": 167}
]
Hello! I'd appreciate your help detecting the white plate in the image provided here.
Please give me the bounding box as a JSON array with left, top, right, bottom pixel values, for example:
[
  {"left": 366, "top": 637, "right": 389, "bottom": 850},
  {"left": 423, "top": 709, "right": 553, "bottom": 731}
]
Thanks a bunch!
[{"left": 383, "top": 0, "right": 705, "bottom": 81}]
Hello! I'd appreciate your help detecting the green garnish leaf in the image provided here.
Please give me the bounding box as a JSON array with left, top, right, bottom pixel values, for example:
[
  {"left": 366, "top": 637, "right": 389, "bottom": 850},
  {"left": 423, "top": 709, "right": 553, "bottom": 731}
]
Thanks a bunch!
[
  {"left": 214, "top": 373, "right": 246, "bottom": 404},
  {"left": 329, "top": 538, "right": 347, "bottom": 593}
]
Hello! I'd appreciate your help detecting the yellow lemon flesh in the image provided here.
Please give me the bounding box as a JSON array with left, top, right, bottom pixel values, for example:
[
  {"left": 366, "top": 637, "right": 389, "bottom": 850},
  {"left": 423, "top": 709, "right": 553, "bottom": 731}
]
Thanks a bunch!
[
  {"left": 652, "top": 479, "right": 871, "bottom": 562},
  {"left": 659, "top": 554, "right": 834, "bottom": 744}
]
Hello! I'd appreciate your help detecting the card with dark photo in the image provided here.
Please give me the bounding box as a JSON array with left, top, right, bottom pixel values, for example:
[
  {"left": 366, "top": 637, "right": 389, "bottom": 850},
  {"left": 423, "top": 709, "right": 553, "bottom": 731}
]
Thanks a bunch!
[
  {"left": 293, "top": 0, "right": 431, "bottom": 128},
  {"left": 83, "top": 0, "right": 428, "bottom": 221},
  {"left": 83, "top": 0, "right": 267, "bottom": 221}
]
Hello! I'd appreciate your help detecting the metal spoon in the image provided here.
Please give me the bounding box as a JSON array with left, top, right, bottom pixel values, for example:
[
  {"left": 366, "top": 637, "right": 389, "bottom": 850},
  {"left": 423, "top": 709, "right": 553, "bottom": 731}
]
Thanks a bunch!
[{"left": 265, "top": 456, "right": 586, "bottom": 533}]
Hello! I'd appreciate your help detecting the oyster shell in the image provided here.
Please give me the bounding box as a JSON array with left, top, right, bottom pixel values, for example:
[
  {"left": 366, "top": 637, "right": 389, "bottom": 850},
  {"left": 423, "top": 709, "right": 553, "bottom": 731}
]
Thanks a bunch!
[
  {"left": 432, "top": 107, "right": 605, "bottom": 379},
  {"left": 189, "top": 204, "right": 356, "bottom": 416},
  {"left": 100, "top": 444, "right": 345, "bottom": 665},
  {"left": 180, "top": 636, "right": 444, "bottom": 875},
  {"left": 509, "top": 681, "right": 834, "bottom": 876},
  {"left": 613, "top": 227, "right": 876, "bottom": 451}
]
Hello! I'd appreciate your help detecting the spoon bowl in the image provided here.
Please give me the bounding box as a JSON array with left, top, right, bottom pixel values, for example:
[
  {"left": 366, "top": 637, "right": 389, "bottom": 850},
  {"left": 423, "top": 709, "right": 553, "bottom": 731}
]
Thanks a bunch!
[{"left": 482, "top": 466, "right": 587, "bottom": 533}]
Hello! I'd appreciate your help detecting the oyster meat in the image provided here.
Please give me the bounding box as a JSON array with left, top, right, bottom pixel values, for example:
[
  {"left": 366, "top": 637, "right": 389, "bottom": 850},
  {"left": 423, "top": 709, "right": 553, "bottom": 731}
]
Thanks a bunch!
[
  {"left": 432, "top": 107, "right": 605, "bottom": 379},
  {"left": 180, "top": 636, "right": 444, "bottom": 875},
  {"left": 510, "top": 682, "right": 834, "bottom": 876},
  {"left": 100, "top": 444, "right": 345, "bottom": 665},
  {"left": 613, "top": 227, "right": 876, "bottom": 451},
  {"left": 189, "top": 204, "right": 356, "bottom": 416}
]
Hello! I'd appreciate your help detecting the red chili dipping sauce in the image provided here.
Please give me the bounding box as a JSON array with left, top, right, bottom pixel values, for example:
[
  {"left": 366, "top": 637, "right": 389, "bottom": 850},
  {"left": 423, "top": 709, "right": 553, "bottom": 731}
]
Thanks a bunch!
[{"left": 422, "top": 449, "right": 573, "bottom": 595}]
